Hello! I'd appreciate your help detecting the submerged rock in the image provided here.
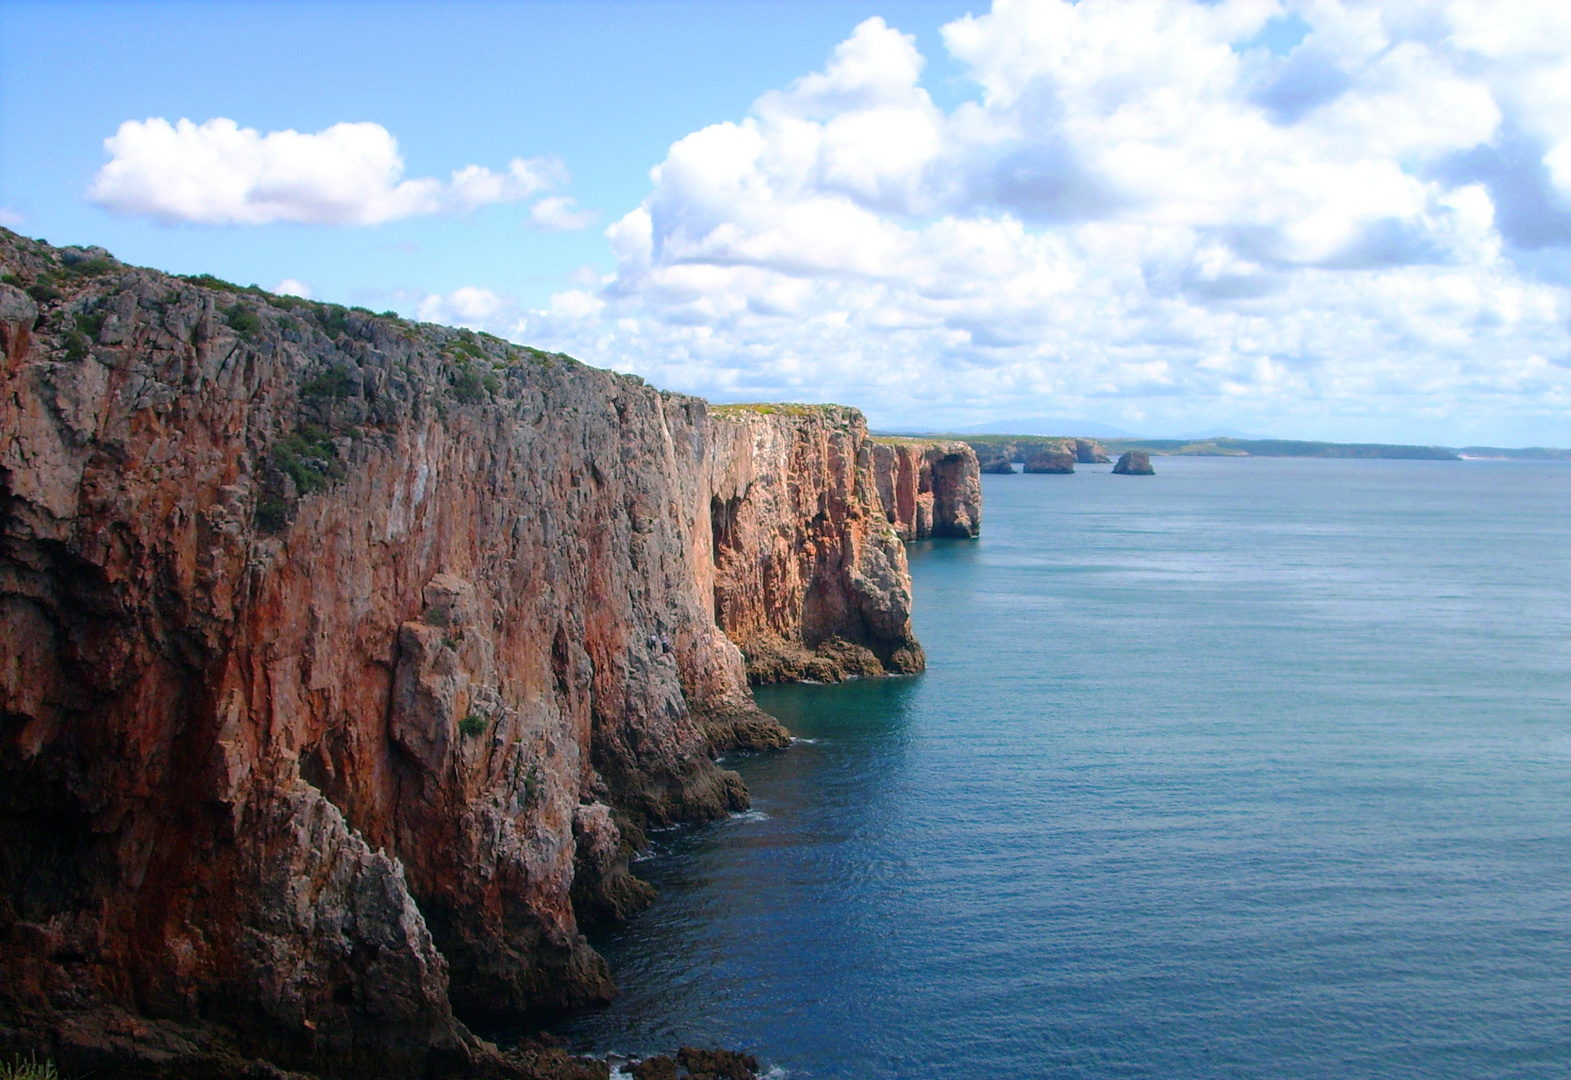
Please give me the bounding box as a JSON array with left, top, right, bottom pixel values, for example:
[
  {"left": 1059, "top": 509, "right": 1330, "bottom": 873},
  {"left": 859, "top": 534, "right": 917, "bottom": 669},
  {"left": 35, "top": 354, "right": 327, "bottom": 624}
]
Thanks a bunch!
[{"left": 1113, "top": 450, "right": 1156, "bottom": 474}]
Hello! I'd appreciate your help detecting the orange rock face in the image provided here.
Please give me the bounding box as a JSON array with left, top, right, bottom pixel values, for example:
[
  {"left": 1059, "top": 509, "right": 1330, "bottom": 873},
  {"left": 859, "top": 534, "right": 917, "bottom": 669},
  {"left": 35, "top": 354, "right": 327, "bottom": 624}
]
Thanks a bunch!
[{"left": 0, "top": 233, "right": 979, "bottom": 1076}]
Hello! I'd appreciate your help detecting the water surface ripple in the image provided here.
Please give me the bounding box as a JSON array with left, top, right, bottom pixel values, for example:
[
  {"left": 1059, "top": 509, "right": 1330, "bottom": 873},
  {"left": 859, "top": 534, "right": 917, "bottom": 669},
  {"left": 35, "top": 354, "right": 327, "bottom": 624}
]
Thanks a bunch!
[{"left": 558, "top": 458, "right": 1571, "bottom": 1079}]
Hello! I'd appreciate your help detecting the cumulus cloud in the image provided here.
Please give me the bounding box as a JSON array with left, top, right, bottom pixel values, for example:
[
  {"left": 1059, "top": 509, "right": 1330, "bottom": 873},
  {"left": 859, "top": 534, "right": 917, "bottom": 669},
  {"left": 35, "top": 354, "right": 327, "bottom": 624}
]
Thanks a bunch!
[
  {"left": 89, "top": 118, "right": 566, "bottom": 225},
  {"left": 490, "top": 0, "right": 1571, "bottom": 440},
  {"left": 416, "top": 286, "right": 519, "bottom": 331},
  {"left": 275, "top": 278, "right": 312, "bottom": 298},
  {"left": 529, "top": 196, "right": 601, "bottom": 231},
  {"left": 0, "top": 207, "right": 24, "bottom": 228}
]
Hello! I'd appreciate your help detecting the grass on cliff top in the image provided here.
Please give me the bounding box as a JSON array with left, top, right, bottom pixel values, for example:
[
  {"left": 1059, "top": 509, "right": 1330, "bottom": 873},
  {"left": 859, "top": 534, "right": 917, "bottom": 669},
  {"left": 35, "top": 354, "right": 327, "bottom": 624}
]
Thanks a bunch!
[
  {"left": 712, "top": 402, "right": 854, "bottom": 418},
  {"left": 0, "top": 1056, "right": 58, "bottom": 1080},
  {"left": 869, "top": 434, "right": 967, "bottom": 446}
]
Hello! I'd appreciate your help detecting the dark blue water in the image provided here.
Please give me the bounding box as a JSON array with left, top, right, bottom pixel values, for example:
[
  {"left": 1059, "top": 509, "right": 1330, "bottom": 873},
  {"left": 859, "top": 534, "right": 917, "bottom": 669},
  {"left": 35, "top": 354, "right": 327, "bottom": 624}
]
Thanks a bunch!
[{"left": 559, "top": 458, "right": 1571, "bottom": 1079}]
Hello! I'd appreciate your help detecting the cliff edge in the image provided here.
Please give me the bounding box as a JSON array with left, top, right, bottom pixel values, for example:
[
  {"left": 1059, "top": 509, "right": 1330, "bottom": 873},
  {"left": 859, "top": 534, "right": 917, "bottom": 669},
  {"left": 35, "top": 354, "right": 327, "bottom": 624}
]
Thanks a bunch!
[{"left": 0, "top": 232, "right": 978, "bottom": 1077}]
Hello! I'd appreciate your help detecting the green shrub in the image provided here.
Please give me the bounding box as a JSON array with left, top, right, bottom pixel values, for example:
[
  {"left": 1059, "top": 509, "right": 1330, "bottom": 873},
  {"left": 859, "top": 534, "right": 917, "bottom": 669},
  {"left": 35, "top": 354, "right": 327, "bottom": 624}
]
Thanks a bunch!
[
  {"left": 451, "top": 331, "right": 488, "bottom": 361},
  {"left": 451, "top": 362, "right": 489, "bottom": 404},
  {"left": 62, "top": 329, "right": 91, "bottom": 362},
  {"left": 63, "top": 257, "right": 116, "bottom": 278},
  {"left": 182, "top": 272, "right": 242, "bottom": 292},
  {"left": 300, "top": 367, "right": 357, "bottom": 400},
  {"left": 0, "top": 1054, "right": 60, "bottom": 1080},
  {"left": 256, "top": 494, "right": 289, "bottom": 534},
  {"left": 26, "top": 282, "right": 58, "bottom": 304},
  {"left": 315, "top": 305, "right": 351, "bottom": 338},
  {"left": 222, "top": 302, "right": 262, "bottom": 337},
  {"left": 74, "top": 310, "right": 106, "bottom": 339},
  {"left": 458, "top": 713, "right": 486, "bottom": 738},
  {"left": 271, "top": 425, "right": 341, "bottom": 496}
]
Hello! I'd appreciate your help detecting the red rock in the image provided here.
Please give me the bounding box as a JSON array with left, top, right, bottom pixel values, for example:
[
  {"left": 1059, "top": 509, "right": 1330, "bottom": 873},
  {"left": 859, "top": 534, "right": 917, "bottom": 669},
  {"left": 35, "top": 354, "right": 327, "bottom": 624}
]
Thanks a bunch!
[{"left": 0, "top": 233, "right": 981, "bottom": 1075}]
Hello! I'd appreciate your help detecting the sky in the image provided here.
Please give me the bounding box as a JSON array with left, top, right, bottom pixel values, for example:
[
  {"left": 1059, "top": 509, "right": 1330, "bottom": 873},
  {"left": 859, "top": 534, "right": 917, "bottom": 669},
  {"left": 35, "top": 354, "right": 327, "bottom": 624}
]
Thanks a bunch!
[{"left": 3, "top": 0, "right": 1571, "bottom": 445}]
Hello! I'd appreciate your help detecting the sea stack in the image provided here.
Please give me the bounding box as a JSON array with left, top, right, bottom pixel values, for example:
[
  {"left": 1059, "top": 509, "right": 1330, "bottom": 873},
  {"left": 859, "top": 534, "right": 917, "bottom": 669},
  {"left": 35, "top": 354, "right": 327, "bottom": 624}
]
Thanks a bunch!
[
  {"left": 1024, "top": 449, "right": 1076, "bottom": 473},
  {"left": 980, "top": 456, "right": 1016, "bottom": 474},
  {"left": 1113, "top": 450, "right": 1155, "bottom": 475}
]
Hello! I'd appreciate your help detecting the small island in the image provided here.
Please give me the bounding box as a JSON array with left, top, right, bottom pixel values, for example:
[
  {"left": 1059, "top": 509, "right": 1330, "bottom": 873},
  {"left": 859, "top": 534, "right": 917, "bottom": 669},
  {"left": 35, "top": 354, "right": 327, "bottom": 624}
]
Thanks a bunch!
[{"left": 1112, "top": 450, "right": 1155, "bottom": 475}]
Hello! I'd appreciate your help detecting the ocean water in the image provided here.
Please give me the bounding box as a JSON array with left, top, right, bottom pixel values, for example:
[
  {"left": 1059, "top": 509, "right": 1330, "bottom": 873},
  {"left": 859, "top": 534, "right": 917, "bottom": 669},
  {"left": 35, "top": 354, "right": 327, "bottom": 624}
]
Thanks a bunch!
[{"left": 556, "top": 457, "right": 1571, "bottom": 1079}]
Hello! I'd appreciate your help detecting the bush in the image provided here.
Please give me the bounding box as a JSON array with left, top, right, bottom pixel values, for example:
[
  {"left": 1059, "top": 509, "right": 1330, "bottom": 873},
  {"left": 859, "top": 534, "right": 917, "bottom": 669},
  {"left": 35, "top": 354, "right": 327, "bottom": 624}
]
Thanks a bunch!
[
  {"left": 74, "top": 310, "right": 106, "bottom": 339},
  {"left": 256, "top": 494, "right": 289, "bottom": 534},
  {"left": 26, "top": 282, "right": 58, "bottom": 304},
  {"left": 316, "top": 305, "right": 352, "bottom": 338},
  {"left": 62, "top": 330, "right": 91, "bottom": 362},
  {"left": 0, "top": 1055, "right": 60, "bottom": 1080},
  {"left": 300, "top": 367, "right": 357, "bottom": 400},
  {"left": 62, "top": 257, "right": 116, "bottom": 278},
  {"left": 222, "top": 302, "right": 262, "bottom": 337},
  {"left": 451, "top": 362, "right": 489, "bottom": 404},
  {"left": 271, "top": 425, "right": 341, "bottom": 496},
  {"left": 182, "top": 272, "right": 242, "bottom": 292},
  {"left": 458, "top": 713, "right": 486, "bottom": 738}
]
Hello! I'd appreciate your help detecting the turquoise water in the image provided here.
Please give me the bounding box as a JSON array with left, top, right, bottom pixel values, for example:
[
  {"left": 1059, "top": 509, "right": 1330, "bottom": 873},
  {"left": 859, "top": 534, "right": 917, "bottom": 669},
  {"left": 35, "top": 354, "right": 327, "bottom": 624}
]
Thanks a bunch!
[{"left": 558, "top": 458, "right": 1571, "bottom": 1079}]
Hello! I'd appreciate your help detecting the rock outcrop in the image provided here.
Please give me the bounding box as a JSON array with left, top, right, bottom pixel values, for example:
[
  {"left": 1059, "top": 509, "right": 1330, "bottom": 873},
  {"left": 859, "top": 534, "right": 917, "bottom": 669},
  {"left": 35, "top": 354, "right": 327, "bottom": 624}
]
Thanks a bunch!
[
  {"left": 707, "top": 414, "right": 980, "bottom": 685},
  {"left": 1112, "top": 450, "right": 1155, "bottom": 475},
  {"left": 0, "top": 232, "right": 979, "bottom": 1077},
  {"left": 979, "top": 456, "right": 1015, "bottom": 474},
  {"left": 1072, "top": 438, "right": 1111, "bottom": 464},
  {"left": 869, "top": 439, "right": 981, "bottom": 542},
  {"left": 964, "top": 436, "right": 1110, "bottom": 467},
  {"left": 1024, "top": 449, "right": 1076, "bottom": 473}
]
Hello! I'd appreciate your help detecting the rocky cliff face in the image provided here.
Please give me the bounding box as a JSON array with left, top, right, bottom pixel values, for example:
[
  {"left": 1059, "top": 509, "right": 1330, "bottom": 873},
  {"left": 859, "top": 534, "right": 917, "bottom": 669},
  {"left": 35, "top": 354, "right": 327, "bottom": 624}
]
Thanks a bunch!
[
  {"left": 870, "top": 439, "right": 981, "bottom": 542},
  {"left": 705, "top": 413, "right": 980, "bottom": 685},
  {"left": 965, "top": 436, "right": 1110, "bottom": 467},
  {"left": 0, "top": 233, "right": 977, "bottom": 1077}
]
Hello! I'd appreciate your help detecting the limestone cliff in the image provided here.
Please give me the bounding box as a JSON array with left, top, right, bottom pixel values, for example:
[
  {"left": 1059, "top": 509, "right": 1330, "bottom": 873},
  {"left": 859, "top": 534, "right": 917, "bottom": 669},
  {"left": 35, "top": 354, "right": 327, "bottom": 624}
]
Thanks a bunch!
[
  {"left": 0, "top": 232, "right": 978, "bottom": 1076},
  {"left": 870, "top": 439, "right": 982, "bottom": 542},
  {"left": 706, "top": 412, "right": 980, "bottom": 685}
]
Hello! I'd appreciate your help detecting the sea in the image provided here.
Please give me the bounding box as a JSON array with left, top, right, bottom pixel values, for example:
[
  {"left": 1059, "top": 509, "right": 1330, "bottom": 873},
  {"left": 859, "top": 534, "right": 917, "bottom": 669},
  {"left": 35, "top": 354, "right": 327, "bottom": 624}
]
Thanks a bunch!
[{"left": 555, "top": 457, "right": 1571, "bottom": 1079}]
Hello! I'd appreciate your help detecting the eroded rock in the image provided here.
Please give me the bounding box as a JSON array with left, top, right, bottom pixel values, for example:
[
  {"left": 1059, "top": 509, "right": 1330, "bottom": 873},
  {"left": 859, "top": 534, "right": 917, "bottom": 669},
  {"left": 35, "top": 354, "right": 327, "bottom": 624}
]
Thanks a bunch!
[{"left": 0, "top": 230, "right": 979, "bottom": 1075}]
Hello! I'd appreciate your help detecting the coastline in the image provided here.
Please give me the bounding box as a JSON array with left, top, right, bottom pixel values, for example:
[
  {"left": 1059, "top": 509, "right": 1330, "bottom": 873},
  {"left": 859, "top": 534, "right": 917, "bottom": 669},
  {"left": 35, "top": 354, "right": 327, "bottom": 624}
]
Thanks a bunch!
[{"left": 0, "top": 229, "right": 979, "bottom": 1078}]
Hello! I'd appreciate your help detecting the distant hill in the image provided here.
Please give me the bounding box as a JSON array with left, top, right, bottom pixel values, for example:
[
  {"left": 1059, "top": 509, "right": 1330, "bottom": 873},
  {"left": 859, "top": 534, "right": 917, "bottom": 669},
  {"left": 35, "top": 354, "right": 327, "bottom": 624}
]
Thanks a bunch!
[
  {"left": 1102, "top": 438, "right": 1461, "bottom": 460},
  {"left": 1457, "top": 446, "right": 1571, "bottom": 460},
  {"left": 881, "top": 431, "right": 1571, "bottom": 463},
  {"left": 957, "top": 417, "right": 1138, "bottom": 439}
]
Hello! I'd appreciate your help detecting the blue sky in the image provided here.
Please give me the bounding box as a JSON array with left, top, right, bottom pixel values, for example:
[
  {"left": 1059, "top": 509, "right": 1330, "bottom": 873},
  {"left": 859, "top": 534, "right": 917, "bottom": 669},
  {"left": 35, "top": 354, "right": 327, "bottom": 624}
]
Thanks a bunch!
[
  {"left": 4, "top": 1, "right": 1571, "bottom": 445},
  {"left": 0, "top": 1, "right": 974, "bottom": 305}
]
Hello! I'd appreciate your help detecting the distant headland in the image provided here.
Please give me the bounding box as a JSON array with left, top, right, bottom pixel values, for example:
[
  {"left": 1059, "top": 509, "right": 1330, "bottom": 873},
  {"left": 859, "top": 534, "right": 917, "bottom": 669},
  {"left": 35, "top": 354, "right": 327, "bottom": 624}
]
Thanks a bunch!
[{"left": 879, "top": 432, "right": 1571, "bottom": 465}]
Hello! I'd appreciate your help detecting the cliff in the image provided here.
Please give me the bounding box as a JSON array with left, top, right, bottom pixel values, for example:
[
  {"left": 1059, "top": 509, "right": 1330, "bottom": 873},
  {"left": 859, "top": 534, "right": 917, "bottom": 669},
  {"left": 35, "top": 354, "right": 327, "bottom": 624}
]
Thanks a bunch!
[
  {"left": 0, "top": 232, "right": 978, "bottom": 1077},
  {"left": 962, "top": 436, "right": 1110, "bottom": 466},
  {"left": 705, "top": 417, "right": 979, "bottom": 685}
]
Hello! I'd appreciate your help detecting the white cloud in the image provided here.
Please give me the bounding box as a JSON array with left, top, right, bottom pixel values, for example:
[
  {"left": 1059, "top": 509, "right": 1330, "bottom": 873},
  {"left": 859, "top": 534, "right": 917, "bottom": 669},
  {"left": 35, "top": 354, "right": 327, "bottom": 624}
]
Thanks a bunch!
[
  {"left": 89, "top": 118, "right": 565, "bottom": 225},
  {"left": 416, "top": 286, "right": 521, "bottom": 332},
  {"left": 275, "top": 278, "right": 312, "bottom": 298},
  {"left": 0, "top": 207, "right": 24, "bottom": 228},
  {"left": 492, "top": 0, "right": 1571, "bottom": 442},
  {"left": 529, "top": 196, "right": 601, "bottom": 231}
]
